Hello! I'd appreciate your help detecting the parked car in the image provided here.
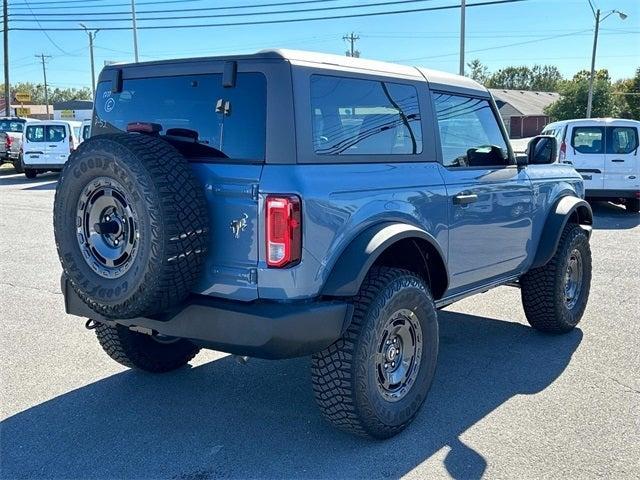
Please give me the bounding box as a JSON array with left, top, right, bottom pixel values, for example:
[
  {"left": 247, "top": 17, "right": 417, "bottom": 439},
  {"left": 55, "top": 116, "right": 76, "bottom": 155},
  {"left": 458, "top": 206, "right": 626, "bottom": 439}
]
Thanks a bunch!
[
  {"left": 542, "top": 118, "right": 640, "bottom": 212},
  {"left": 0, "top": 116, "right": 38, "bottom": 172},
  {"left": 54, "top": 50, "right": 593, "bottom": 439},
  {"left": 21, "top": 120, "right": 81, "bottom": 178},
  {"left": 80, "top": 119, "right": 91, "bottom": 143}
]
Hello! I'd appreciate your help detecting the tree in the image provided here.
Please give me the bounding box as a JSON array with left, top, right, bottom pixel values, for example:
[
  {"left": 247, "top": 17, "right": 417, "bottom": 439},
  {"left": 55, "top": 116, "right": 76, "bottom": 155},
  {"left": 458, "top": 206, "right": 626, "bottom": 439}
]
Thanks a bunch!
[
  {"left": 485, "top": 65, "right": 563, "bottom": 91},
  {"left": 544, "top": 69, "right": 618, "bottom": 120},
  {"left": 1, "top": 82, "right": 92, "bottom": 104},
  {"left": 466, "top": 59, "right": 489, "bottom": 84},
  {"left": 613, "top": 68, "right": 640, "bottom": 120}
]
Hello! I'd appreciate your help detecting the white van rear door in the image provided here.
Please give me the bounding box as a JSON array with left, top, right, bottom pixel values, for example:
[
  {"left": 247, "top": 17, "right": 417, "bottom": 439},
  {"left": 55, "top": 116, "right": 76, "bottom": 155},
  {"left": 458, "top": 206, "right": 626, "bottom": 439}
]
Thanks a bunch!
[
  {"left": 45, "top": 124, "right": 70, "bottom": 166},
  {"left": 604, "top": 125, "right": 640, "bottom": 192},
  {"left": 568, "top": 125, "right": 605, "bottom": 192},
  {"left": 23, "top": 124, "right": 47, "bottom": 166}
]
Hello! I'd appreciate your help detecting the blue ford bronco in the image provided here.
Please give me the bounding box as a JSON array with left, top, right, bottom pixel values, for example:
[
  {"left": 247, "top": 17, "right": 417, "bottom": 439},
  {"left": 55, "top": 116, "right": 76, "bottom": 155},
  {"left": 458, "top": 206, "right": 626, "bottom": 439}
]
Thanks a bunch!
[{"left": 55, "top": 50, "right": 592, "bottom": 439}]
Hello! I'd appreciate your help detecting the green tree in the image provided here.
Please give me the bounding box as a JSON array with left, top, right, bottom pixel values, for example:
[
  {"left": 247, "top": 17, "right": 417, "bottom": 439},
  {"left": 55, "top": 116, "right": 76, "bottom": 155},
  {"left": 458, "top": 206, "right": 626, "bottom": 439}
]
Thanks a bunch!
[
  {"left": 613, "top": 68, "right": 640, "bottom": 120},
  {"left": 544, "top": 69, "right": 618, "bottom": 120},
  {"left": 1, "top": 82, "right": 91, "bottom": 104},
  {"left": 466, "top": 59, "right": 489, "bottom": 84},
  {"left": 485, "top": 65, "right": 563, "bottom": 91}
]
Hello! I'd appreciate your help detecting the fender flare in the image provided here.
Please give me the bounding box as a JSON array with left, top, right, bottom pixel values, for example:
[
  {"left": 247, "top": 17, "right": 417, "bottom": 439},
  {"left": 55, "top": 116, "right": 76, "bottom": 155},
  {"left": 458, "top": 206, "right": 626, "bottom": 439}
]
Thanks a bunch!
[
  {"left": 321, "top": 222, "right": 449, "bottom": 297},
  {"left": 531, "top": 196, "right": 593, "bottom": 269}
]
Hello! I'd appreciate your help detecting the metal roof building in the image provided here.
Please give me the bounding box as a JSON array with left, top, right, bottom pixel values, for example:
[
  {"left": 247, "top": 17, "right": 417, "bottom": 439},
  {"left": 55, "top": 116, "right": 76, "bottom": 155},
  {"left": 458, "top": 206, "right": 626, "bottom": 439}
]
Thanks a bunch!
[{"left": 490, "top": 89, "right": 560, "bottom": 138}]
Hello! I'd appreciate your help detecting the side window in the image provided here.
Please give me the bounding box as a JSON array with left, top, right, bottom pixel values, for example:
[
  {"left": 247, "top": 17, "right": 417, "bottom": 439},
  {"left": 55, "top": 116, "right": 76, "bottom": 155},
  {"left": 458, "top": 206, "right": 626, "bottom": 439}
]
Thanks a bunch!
[
  {"left": 571, "top": 127, "right": 604, "bottom": 154},
  {"left": 310, "top": 75, "right": 422, "bottom": 155},
  {"left": 25, "top": 125, "right": 44, "bottom": 142},
  {"left": 433, "top": 92, "right": 509, "bottom": 168},
  {"left": 607, "top": 126, "right": 638, "bottom": 154},
  {"left": 46, "top": 125, "right": 67, "bottom": 142}
]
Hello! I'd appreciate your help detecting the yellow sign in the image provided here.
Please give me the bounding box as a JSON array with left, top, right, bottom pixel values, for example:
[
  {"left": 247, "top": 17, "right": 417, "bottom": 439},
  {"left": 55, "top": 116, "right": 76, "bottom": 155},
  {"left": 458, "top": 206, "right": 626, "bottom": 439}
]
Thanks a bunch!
[
  {"left": 16, "top": 107, "right": 31, "bottom": 117},
  {"left": 14, "top": 92, "right": 31, "bottom": 103},
  {"left": 60, "top": 109, "right": 75, "bottom": 119}
]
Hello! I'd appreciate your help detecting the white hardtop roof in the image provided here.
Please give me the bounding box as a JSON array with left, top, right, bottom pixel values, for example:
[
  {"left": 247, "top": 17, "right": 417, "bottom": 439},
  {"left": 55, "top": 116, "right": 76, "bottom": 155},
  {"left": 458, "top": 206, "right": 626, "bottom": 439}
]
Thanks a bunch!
[{"left": 546, "top": 118, "right": 640, "bottom": 128}]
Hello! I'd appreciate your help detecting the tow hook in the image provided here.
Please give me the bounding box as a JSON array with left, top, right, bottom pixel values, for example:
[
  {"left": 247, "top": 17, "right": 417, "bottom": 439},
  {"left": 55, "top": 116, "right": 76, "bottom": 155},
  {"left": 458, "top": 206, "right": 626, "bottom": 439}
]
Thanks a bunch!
[
  {"left": 234, "top": 355, "right": 250, "bottom": 365},
  {"left": 85, "top": 319, "right": 98, "bottom": 330}
]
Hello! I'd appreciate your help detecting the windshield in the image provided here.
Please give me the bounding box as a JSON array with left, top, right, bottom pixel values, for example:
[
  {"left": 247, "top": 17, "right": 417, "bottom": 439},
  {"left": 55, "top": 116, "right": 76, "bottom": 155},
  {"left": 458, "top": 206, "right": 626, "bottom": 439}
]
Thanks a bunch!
[{"left": 0, "top": 120, "right": 25, "bottom": 133}]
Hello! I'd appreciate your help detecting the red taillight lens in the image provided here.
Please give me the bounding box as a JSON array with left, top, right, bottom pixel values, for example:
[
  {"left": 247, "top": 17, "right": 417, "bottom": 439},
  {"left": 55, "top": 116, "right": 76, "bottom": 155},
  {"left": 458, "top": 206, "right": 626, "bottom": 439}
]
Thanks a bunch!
[
  {"left": 5, "top": 136, "right": 12, "bottom": 149},
  {"left": 559, "top": 140, "right": 567, "bottom": 161},
  {"left": 266, "top": 195, "right": 301, "bottom": 268}
]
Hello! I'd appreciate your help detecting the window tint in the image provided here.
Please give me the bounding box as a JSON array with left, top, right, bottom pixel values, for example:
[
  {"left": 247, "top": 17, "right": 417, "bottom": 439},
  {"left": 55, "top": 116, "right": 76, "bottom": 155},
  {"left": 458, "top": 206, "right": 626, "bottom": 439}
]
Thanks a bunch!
[
  {"left": 25, "top": 125, "right": 44, "bottom": 142},
  {"left": 434, "top": 93, "right": 509, "bottom": 168},
  {"left": 571, "top": 127, "right": 604, "bottom": 154},
  {"left": 607, "top": 126, "right": 638, "bottom": 154},
  {"left": 0, "top": 120, "right": 25, "bottom": 133},
  {"left": 310, "top": 75, "right": 422, "bottom": 155},
  {"left": 47, "top": 125, "right": 66, "bottom": 142},
  {"left": 94, "top": 72, "right": 267, "bottom": 161}
]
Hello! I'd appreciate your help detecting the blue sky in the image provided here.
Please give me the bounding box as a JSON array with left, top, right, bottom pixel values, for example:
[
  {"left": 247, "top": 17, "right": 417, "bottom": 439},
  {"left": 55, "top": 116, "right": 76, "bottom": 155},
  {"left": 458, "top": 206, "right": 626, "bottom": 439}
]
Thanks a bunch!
[{"left": 5, "top": 0, "right": 640, "bottom": 92}]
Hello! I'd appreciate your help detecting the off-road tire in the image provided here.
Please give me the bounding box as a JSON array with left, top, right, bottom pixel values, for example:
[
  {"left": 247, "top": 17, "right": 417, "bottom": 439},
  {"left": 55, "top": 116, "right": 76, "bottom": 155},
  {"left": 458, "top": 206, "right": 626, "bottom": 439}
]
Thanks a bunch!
[
  {"left": 53, "top": 133, "right": 209, "bottom": 319},
  {"left": 520, "top": 224, "right": 591, "bottom": 333},
  {"left": 13, "top": 156, "right": 24, "bottom": 174},
  {"left": 625, "top": 198, "right": 640, "bottom": 213},
  {"left": 311, "top": 267, "right": 439, "bottom": 439},
  {"left": 24, "top": 168, "right": 37, "bottom": 179},
  {"left": 95, "top": 322, "right": 200, "bottom": 373}
]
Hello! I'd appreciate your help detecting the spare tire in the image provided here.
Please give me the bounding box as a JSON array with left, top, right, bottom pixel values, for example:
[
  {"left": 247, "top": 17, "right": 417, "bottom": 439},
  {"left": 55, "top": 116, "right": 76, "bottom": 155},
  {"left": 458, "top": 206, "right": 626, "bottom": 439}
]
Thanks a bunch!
[{"left": 54, "top": 133, "right": 209, "bottom": 319}]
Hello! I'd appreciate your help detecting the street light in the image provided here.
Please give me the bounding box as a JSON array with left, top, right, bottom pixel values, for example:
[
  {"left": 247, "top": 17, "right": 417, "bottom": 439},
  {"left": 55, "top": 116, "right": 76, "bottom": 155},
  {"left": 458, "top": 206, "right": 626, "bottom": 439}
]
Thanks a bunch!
[
  {"left": 79, "top": 23, "right": 99, "bottom": 101},
  {"left": 586, "top": 1, "right": 627, "bottom": 118}
]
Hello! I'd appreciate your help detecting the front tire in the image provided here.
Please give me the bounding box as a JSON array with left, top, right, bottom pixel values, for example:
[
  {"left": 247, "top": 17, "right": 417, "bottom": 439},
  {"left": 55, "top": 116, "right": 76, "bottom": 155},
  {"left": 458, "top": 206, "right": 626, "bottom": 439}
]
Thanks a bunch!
[
  {"left": 311, "top": 267, "right": 439, "bottom": 439},
  {"left": 520, "top": 224, "right": 592, "bottom": 333},
  {"left": 95, "top": 322, "right": 200, "bottom": 373}
]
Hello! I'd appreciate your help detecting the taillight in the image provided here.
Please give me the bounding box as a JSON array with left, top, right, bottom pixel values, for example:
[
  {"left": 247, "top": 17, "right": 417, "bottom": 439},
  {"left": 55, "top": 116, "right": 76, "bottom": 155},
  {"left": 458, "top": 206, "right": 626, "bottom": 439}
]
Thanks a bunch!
[
  {"left": 559, "top": 140, "right": 567, "bottom": 161},
  {"left": 5, "top": 136, "right": 12, "bottom": 149},
  {"left": 266, "top": 195, "right": 301, "bottom": 268}
]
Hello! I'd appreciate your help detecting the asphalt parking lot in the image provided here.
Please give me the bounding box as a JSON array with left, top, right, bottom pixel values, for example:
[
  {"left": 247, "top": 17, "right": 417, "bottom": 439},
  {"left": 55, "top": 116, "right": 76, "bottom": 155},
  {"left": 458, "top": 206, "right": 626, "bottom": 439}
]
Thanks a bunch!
[{"left": 0, "top": 167, "right": 638, "bottom": 480}]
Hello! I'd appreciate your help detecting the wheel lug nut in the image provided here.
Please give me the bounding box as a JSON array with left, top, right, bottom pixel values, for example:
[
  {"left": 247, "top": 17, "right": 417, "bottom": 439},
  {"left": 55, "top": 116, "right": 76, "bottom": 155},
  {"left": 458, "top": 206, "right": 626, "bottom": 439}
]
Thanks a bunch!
[
  {"left": 391, "top": 362, "right": 395, "bottom": 367},
  {"left": 384, "top": 363, "right": 388, "bottom": 369}
]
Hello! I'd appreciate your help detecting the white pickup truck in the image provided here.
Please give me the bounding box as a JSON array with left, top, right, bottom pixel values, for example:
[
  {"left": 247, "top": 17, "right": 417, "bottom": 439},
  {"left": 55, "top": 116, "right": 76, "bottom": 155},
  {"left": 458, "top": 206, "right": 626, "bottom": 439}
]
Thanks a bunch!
[{"left": 0, "top": 117, "right": 31, "bottom": 171}]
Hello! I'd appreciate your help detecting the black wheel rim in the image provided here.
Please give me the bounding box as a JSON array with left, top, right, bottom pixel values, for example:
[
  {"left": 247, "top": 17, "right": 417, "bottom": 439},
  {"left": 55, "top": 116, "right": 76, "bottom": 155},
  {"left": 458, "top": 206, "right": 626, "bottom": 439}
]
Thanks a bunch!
[
  {"left": 564, "top": 249, "right": 583, "bottom": 310},
  {"left": 76, "top": 177, "right": 139, "bottom": 279},
  {"left": 375, "top": 308, "right": 423, "bottom": 402}
]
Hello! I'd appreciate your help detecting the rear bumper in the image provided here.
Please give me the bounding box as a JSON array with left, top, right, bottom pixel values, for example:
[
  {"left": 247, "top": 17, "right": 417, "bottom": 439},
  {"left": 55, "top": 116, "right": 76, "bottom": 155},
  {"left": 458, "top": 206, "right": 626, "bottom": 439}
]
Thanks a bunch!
[
  {"left": 62, "top": 276, "right": 352, "bottom": 359},
  {"left": 586, "top": 189, "right": 640, "bottom": 200}
]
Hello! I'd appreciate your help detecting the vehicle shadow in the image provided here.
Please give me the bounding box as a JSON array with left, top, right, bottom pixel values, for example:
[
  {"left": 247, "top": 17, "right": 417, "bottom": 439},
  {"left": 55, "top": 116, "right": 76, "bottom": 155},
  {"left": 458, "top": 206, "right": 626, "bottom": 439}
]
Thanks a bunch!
[
  {"left": 591, "top": 201, "right": 639, "bottom": 230},
  {"left": 0, "top": 172, "right": 59, "bottom": 187},
  {"left": 0, "top": 312, "right": 582, "bottom": 480}
]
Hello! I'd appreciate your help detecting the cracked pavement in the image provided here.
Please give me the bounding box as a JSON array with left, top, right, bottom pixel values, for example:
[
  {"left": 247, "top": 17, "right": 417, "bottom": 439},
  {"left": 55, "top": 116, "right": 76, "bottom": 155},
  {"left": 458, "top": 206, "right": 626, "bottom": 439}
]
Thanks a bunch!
[{"left": 1, "top": 168, "right": 638, "bottom": 479}]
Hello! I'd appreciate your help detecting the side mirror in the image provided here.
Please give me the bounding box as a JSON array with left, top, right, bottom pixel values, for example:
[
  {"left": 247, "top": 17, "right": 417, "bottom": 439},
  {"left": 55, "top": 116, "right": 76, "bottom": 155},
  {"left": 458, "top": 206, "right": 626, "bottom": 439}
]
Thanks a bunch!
[{"left": 527, "top": 135, "right": 557, "bottom": 165}]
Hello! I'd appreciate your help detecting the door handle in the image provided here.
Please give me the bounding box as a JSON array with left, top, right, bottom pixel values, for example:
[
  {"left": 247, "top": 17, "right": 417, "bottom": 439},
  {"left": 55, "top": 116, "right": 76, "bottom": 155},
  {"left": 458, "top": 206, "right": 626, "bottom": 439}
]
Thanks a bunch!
[
  {"left": 611, "top": 159, "right": 625, "bottom": 162},
  {"left": 453, "top": 193, "right": 479, "bottom": 205}
]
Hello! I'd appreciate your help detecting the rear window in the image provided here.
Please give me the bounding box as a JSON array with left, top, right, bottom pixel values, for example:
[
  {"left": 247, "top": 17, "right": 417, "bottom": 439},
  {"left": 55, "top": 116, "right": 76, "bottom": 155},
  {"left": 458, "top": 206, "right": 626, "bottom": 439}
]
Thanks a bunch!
[
  {"left": 310, "top": 75, "right": 422, "bottom": 155},
  {"left": 571, "top": 127, "right": 604, "bottom": 154},
  {"left": 82, "top": 124, "right": 91, "bottom": 140},
  {"left": 94, "top": 72, "right": 267, "bottom": 161},
  {"left": 0, "top": 120, "right": 25, "bottom": 133},
  {"left": 25, "top": 124, "right": 66, "bottom": 142},
  {"left": 607, "top": 126, "right": 638, "bottom": 154}
]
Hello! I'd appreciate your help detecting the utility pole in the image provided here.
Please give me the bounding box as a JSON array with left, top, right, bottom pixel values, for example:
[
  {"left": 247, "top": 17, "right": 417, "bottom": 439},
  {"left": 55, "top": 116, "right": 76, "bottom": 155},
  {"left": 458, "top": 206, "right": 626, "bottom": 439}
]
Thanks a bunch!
[
  {"left": 80, "top": 24, "right": 99, "bottom": 100},
  {"left": 3, "top": 0, "right": 9, "bottom": 116},
  {"left": 459, "top": 0, "right": 466, "bottom": 76},
  {"left": 343, "top": 32, "right": 360, "bottom": 58},
  {"left": 586, "top": 1, "right": 627, "bottom": 118},
  {"left": 131, "top": 0, "right": 139, "bottom": 62},
  {"left": 36, "top": 54, "right": 51, "bottom": 118}
]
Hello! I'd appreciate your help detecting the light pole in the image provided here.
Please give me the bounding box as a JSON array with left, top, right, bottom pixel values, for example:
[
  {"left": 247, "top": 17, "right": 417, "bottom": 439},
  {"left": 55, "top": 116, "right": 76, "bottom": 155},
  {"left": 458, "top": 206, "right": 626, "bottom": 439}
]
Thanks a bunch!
[
  {"left": 80, "top": 24, "right": 99, "bottom": 101},
  {"left": 459, "top": 0, "right": 466, "bottom": 76},
  {"left": 131, "top": 0, "right": 139, "bottom": 62},
  {"left": 586, "top": 1, "right": 627, "bottom": 118}
]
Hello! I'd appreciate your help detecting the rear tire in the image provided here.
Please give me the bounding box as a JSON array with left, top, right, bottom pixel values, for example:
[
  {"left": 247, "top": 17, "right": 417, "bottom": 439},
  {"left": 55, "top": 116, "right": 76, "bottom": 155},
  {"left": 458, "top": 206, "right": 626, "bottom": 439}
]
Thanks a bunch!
[
  {"left": 520, "top": 224, "right": 592, "bottom": 333},
  {"left": 625, "top": 198, "right": 640, "bottom": 213},
  {"left": 311, "top": 267, "right": 439, "bottom": 439},
  {"left": 95, "top": 322, "right": 200, "bottom": 373},
  {"left": 24, "top": 169, "right": 37, "bottom": 179}
]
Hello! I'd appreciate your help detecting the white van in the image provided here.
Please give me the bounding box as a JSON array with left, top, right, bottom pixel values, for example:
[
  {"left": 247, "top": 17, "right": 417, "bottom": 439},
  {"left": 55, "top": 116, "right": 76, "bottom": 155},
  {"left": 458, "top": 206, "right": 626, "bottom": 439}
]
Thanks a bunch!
[
  {"left": 542, "top": 118, "right": 640, "bottom": 212},
  {"left": 21, "top": 120, "right": 82, "bottom": 179},
  {"left": 79, "top": 119, "right": 91, "bottom": 143}
]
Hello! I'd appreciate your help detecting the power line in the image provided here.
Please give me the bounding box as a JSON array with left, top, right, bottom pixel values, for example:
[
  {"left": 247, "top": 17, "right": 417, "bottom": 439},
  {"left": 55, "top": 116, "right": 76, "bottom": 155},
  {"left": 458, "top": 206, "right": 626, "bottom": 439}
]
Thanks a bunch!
[
  {"left": 8, "top": 0, "right": 201, "bottom": 10},
  {"left": 9, "top": 0, "right": 441, "bottom": 21},
  {"left": 9, "top": 0, "right": 342, "bottom": 15},
  {"left": 9, "top": 0, "right": 530, "bottom": 31},
  {"left": 20, "top": 0, "right": 74, "bottom": 54}
]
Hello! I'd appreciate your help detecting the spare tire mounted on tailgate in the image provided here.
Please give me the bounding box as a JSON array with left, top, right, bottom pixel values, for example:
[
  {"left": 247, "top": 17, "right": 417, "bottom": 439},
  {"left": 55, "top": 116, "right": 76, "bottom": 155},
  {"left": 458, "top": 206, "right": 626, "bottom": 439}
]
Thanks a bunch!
[{"left": 54, "top": 133, "right": 209, "bottom": 319}]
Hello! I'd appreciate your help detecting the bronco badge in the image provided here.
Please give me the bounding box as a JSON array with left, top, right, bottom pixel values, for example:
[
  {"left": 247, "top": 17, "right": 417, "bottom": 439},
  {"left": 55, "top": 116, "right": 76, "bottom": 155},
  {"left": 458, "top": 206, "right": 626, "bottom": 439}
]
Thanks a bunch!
[{"left": 230, "top": 213, "right": 248, "bottom": 239}]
